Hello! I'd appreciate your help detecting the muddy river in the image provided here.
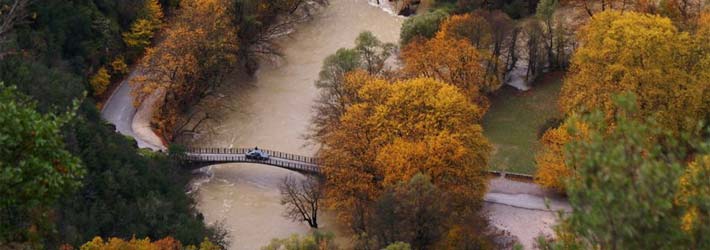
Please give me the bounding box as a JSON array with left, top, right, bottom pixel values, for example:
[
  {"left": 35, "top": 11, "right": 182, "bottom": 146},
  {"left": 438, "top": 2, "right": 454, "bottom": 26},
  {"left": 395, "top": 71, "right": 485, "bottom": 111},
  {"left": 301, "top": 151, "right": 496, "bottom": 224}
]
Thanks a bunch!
[{"left": 190, "top": 1, "right": 403, "bottom": 249}]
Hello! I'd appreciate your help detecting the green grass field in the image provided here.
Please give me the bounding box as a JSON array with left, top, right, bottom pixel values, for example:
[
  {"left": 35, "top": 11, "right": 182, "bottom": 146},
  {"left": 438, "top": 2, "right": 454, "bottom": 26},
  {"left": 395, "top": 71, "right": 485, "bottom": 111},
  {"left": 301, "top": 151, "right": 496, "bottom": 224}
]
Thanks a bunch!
[{"left": 482, "top": 72, "right": 563, "bottom": 174}]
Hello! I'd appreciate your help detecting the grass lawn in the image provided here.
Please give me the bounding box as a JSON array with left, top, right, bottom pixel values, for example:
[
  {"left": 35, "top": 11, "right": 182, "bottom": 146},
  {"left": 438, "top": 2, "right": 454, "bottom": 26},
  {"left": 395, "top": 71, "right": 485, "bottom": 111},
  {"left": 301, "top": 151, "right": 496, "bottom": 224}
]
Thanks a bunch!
[{"left": 482, "top": 72, "right": 564, "bottom": 175}]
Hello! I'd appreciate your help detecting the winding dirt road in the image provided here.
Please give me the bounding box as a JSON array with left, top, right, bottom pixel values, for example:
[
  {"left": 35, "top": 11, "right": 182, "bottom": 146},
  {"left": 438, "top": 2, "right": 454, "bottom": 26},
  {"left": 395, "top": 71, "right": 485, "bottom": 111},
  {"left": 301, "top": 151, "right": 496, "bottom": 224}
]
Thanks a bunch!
[{"left": 101, "top": 71, "right": 165, "bottom": 151}]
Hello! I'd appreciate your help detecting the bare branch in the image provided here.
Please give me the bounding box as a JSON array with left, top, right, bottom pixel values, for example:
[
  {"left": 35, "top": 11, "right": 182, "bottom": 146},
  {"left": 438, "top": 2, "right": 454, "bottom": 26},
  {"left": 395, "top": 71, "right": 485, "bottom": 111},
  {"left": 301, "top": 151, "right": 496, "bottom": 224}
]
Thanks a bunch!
[
  {"left": 0, "top": 0, "right": 32, "bottom": 59},
  {"left": 278, "top": 175, "right": 323, "bottom": 228}
]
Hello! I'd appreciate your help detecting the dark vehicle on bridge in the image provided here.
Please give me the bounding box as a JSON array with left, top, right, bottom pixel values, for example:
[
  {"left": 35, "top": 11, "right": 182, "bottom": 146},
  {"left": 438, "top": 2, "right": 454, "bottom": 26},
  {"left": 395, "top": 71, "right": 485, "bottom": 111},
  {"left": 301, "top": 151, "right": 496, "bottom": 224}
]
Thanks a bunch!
[{"left": 245, "top": 148, "right": 270, "bottom": 160}]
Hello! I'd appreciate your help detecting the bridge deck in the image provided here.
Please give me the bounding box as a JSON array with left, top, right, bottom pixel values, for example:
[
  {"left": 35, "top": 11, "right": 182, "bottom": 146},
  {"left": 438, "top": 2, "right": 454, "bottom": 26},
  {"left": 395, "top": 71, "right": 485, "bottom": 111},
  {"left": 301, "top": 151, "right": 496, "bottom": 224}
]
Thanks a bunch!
[{"left": 182, "top": 148, "right": 320, "bottom": 173}]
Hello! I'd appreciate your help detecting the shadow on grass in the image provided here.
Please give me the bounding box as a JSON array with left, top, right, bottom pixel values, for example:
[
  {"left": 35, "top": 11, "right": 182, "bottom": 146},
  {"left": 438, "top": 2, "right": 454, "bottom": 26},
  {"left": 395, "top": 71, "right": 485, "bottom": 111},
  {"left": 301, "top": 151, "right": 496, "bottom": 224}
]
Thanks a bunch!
[{"left": 483, "top": 72, "right": 564, "bottom": 174}]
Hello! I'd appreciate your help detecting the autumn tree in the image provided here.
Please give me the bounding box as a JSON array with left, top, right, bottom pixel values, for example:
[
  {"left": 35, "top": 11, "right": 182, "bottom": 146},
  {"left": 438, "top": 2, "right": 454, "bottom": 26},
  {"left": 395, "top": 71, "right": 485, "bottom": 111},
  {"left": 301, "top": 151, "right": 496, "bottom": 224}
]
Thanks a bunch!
[
  {"left": 560, "top": 11, "right": 709, "bottom": 137},
  {"left": 122, "top": 0, "right": 164, "bottom": 56},
  {"left": 375, "top": 132, "right": 490, "bottom": 213},
  {"left": 534, "top": 118, "right": 588, "bottom": 192},
  {"left": 279, "top": 175, "right": 323, "bottom": 228},
  {"left": 539, "top": 10, "right": 709, "bottom": 193},
  {"left": 438, "top": 12, "right": 506, "bottom": 91},
  {"left": 401, "top": 33, "right": 493, "bottom": 108},
  {"left": 479, "top": 10, "right": 517, "bottom": 80},
  {"left": 319, "top": 77, "right": 490, "bottom": 235},
  {"left": 311, "top": 33, "right": 394, "bottom": 140},
  {"left": 123, "top": 19, "right": 155, "bottom": 54},
  {"left": 109, "top": 56, "right": 129, "bottom": 77},
  {"left": 132, "top": 0, "right": 238, "bottom": 141},
  {"left": 0, "top": 84, "right": 84, "bottom": 245},
  {"left": 89, "top": 67, "right": 111, "bottom": 96},
  {"left": 79, "top": 236, "right": 221, "bottom": 250},
  {"left": 559, "top": 0, "right": 627, "bottom": 16},
  {"left": 656, "top": 0, "right": 707, "bottom": 29},
  {"left": 439, "top": 13, "right": 493, "bottom": 50},
  {"left": 133, "top": 25, "right": 201, "bottom": 140}
]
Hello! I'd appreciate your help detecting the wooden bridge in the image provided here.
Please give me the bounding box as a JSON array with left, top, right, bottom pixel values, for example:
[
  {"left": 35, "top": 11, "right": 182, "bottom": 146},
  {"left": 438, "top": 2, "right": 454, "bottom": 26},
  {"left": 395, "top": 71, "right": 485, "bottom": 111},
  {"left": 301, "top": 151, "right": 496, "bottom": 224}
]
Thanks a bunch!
[
  {"left": 181, "top": 147, "right": 321, "bottom": 174},
  {"left": 181, "top": 147, "right": 534, "bottom": 181}
]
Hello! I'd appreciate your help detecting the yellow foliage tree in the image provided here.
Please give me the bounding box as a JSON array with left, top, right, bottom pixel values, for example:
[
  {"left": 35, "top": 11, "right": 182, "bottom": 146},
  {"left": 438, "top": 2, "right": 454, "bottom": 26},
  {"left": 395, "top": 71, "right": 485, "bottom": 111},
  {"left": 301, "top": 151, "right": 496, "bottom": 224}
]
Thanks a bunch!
[
  {"left": 110, "top": 56, "right": 129, "bottom": 76},
  {"left": 141, "top": 0, "right": 164, "bottom": 26},
  {"left": 79, "top": 236, "right": 218, "bottom": 250},
  {"left": 376, "top": 133, "right": 490, "bottom": 213},
  {"left": 320, "top": 77, "right": 490, "bottom": 232},
  {"left": 123, "top": 0, "right": 164, "bottom": 50},
  {"left": 123, "top": 19, "right": 157, "bottom": 51},
  {"left": 90, "top": 67, "right": 111, "bottom": 96},
  {"left": 560, "top": 11, "right": 709, "bottom": 137},
  {"left": 534, "top": 118, "right": 588, "bottom": 192},
  {"left": 401, "top": 33, "right": 491, "bottom": 109}
]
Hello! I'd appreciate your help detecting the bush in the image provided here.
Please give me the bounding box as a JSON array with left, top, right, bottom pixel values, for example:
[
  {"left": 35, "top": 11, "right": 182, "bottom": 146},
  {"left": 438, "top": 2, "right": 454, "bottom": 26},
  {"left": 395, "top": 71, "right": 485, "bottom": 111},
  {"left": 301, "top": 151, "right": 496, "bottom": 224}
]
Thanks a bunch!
[
  {"left": 261, "top": 231, "right": 338, "bottom": 250},
  {"left": 536, "top": 117, "right": 563, "bottom": 139},
  {"left": 110, "top": 57, "right": 129, "bottom": 77},
  {"left": 89, "top": 67, "right": 111, "bottom": 96},
  {"left": 399, "top": 9, "right": 449, "bottom": 46}
]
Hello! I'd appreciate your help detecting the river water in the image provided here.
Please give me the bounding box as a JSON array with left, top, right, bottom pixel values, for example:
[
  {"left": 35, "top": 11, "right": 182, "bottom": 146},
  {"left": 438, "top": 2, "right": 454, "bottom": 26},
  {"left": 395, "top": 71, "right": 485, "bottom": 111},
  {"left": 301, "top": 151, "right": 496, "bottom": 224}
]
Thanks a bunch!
[{"left": 189, "top": 1, "right": 403, "bottom": 249}]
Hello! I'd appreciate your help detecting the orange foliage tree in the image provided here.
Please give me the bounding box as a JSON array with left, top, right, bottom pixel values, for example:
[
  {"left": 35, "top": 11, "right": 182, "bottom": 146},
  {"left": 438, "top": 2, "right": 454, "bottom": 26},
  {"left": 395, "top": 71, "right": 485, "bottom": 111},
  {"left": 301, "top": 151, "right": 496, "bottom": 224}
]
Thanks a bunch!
[
  {"left": 132, "top": 0, "right": 238, "bottom": 141},
  {"left": 438, "top": 12, "right": 505, "bottom": 94},
  {"left": 401, "top": 33, "right": 492, "bottom": 109},
  {"left": 534, "top": 118, "right": 588, "bottom": 192},
  {"left": 319, "top": 76, "right": 490, "bottom": 233}
]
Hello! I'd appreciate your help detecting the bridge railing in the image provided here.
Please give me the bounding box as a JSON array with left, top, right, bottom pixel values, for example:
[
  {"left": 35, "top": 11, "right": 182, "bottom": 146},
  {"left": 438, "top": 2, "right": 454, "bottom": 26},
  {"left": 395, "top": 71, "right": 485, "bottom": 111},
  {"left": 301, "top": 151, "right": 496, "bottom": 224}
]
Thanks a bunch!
[
  {"left": 184, "top": 147, "right": 319, "bottom": 165},
  {"left": 182, "top": 153, "right": 320, "bottom": 173}
]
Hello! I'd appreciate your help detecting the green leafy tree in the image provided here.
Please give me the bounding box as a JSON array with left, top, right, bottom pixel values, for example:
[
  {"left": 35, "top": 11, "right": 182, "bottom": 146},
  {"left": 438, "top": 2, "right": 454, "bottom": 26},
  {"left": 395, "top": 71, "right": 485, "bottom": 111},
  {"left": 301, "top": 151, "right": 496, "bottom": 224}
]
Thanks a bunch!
[
  {"left": 354, "top": 31, "right": 396, "bottom": 74},
  {"left": 261, "top": 231, "right": 338, "bottom": 250},
  {"left": 311, "top": 33, "right": 395, "bottom": 140},
  {"left": 676, "top": 152, "right": 710, "bottom": 249},
  {"left": 536, "top": 0, "right": 558, "bottom": 68},
  {"left": 369, "top": 174, "right": 447, "bottom": 249},
  {"left": 0, "top": 0, "right": 223, "bottom": 247},
  {"left": 0, "top": 83, "right": 84, "bottom": 244},
  {"left": 399, "top": 9, "right": 449, "bottom": 46},
  {"left": 558, "top": 94, "right": 700, "bottom": 250}
]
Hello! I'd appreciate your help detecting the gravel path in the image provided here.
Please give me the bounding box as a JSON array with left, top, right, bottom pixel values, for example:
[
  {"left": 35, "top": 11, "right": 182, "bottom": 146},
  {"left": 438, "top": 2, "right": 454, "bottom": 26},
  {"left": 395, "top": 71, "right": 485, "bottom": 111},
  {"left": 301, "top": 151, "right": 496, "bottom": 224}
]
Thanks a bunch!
[{"left": 485, "top": 177, "right": 570, "bottom": 249}]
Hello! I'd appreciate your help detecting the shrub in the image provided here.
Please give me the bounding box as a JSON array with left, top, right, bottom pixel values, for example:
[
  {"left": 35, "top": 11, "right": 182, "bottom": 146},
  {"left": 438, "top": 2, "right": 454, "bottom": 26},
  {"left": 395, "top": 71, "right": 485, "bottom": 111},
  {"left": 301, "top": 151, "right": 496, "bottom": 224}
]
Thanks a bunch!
[
  {"left": 400, "top": 9, "right": 449, "bottom": 46},
  {"left": 89, "top": 67, "right": 111, "bottom": 96}
]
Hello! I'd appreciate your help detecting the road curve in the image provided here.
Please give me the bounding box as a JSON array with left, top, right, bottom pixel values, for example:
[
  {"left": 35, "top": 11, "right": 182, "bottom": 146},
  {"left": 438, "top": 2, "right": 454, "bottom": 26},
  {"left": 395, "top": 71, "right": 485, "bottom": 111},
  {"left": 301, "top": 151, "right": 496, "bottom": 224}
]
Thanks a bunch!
[{"left": 101, "top": 71, "right": 165, "bottom": 151}]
